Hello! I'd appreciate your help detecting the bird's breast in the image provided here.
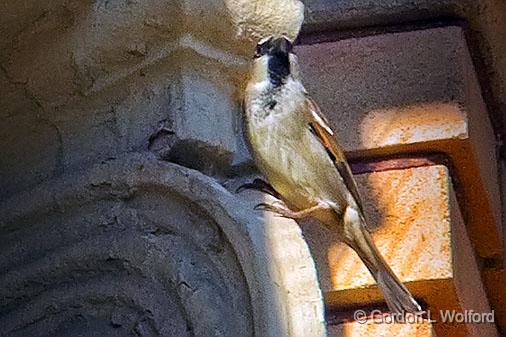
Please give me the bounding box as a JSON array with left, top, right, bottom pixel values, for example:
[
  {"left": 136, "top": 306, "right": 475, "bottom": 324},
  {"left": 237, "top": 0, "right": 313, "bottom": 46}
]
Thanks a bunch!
[
  {"left": 247, "top": 109, "right": 320, "bottom": 209},
  {"left": 245, "top": 79, "right": 345, "bottom": 212}
]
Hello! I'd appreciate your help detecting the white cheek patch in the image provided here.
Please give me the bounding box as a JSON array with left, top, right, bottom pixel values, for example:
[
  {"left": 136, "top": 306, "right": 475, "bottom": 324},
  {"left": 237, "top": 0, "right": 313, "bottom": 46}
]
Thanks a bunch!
[{"left": 253, "top": 80, "right": 271, "bottom": 91}]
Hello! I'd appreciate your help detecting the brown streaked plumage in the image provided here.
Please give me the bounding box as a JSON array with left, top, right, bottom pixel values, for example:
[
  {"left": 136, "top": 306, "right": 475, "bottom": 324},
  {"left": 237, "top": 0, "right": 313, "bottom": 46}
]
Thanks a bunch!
[{"left": 241, "top": 36, "right": 421, "bottom": 314}]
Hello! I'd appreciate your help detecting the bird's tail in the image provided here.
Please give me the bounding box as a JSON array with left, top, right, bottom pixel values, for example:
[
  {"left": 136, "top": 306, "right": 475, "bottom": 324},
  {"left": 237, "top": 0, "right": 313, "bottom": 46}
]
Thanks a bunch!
[{"left": 343, "top": 207, "right": 421, "bottom": 314}]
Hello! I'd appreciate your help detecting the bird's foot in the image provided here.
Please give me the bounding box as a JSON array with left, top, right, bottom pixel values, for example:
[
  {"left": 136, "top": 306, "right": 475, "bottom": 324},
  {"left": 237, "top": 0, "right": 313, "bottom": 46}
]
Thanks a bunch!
[
  {"left": 254, "top": 201, "right": 295, "bottom": 218},
  {"left": 236, "top": 178, "right": 281, "bottom": 199},
  {"left": 254, "top": 201, "right": 327, "bottom": 220}
]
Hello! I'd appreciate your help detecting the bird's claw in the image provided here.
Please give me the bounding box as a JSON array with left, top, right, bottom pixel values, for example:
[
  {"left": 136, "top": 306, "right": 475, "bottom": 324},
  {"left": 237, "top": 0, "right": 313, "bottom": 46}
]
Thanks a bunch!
[
  {"left": 253, "top": 203, "right": 273, "bottom": 211},
  {"left": 254, "top": 201, "right": 291, "bottom": 217},
  {"left": 236, "top": 182, "right": 258, "bottom": 194},
  {"left": 236, "top": 178, "right": 281, "bottom": 199}
]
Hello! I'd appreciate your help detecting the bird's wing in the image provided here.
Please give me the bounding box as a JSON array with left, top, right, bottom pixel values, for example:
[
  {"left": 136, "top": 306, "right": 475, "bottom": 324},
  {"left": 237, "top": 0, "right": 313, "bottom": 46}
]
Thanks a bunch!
[{"left": 305, "top": 96, "right": 365, "bottom": 216}]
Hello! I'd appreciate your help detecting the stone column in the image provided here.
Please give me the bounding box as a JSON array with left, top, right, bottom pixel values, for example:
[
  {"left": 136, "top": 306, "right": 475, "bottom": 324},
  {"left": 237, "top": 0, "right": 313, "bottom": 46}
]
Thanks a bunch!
[{"left": 0, "top": 1, "right": 326, "bottom": 336}]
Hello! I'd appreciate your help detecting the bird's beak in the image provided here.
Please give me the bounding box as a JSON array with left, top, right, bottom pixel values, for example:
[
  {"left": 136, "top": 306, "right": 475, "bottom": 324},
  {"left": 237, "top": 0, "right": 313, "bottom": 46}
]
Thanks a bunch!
[{"left": 270, "top": 37, "right": 293, "bottom": 56}]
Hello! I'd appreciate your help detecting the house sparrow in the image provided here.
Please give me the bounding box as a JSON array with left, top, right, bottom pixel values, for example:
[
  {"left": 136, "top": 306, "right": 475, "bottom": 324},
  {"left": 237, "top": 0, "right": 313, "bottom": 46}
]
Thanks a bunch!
[{"left": 240, "top": 36, "right": 421, "bottom": 314}]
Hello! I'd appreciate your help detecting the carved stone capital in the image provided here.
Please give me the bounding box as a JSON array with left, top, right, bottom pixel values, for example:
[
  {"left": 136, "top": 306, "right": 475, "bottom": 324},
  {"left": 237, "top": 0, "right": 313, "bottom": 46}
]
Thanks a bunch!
[
  {"left": 0, "top": 153, "right": 325, "bottom": 336},
  {"left": 0, "top": 0, "right": 304, "bottom": 196}
]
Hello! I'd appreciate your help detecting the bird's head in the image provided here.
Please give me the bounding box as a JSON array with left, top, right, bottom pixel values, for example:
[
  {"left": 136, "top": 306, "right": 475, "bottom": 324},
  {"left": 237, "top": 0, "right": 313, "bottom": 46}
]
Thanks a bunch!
[{"left": 249, "top": 36, "right": 301, "bottom": 87}]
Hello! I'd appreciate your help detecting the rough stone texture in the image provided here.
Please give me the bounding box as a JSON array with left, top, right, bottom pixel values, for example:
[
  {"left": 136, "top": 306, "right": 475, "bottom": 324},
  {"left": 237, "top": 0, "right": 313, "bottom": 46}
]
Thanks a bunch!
[
  {"left": 328, "top": 320, "right": 434, "bottom": 337},
  {"left": 302, "top": 165, "right": 498, "bottom": 337},
  {"left": 0, "top": 153, "right": 326, "bottom": 337},
  {"left": 0, "top": 0, "right": 246, "bottom": 199},
  {"left": 0, "top": 0, "right": 310, "bottom": 199},
  {"left": 301, "top": 0, "right": 506, "bottom": 154},
  {"left": 0, "top": 1, "right": 330, "bottom": 336},
  {"left": 225, "top": 0, "right": 304, "bottom": 41},
  {"left": 314, "top": 166, "right": 453, "bottom": 293},
  {"left": 296, "top": 26, "right": 501, "bottom": 258}
]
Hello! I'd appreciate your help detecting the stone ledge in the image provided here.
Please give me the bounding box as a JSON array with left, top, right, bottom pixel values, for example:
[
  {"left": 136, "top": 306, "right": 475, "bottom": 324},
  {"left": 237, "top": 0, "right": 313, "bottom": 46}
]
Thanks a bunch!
[{"left": 296, "top": 26, "right": 501, "bottom": 258}]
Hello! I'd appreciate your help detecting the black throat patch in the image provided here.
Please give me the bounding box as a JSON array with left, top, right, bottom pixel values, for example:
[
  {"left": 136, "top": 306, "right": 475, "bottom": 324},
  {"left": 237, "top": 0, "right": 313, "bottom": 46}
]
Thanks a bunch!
[{"left": 268, "top": 52, "right": 290, "bottom": 87}]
